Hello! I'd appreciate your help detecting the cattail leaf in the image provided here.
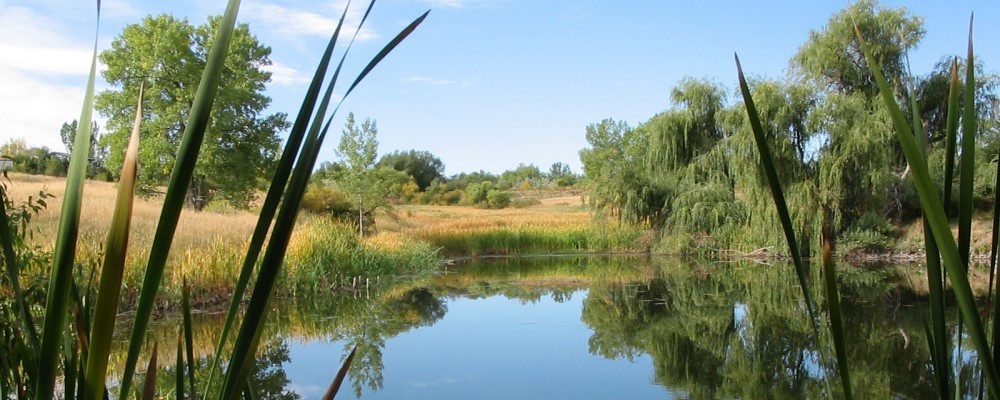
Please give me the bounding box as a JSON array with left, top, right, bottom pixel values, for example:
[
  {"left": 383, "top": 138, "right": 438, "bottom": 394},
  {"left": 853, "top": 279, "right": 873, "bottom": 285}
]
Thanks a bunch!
[
  {"left": 117, "top": 0, "right": 242, "bottom": 398},
  {"left": 220, "top": 6, "right": 428, "bottom": 399},
  {"left": 177, "top": 325, "right": 185, "bottom": 400},
  {"left": 943, "top": 58, "right": 960, "bottom": 212},
  {"left": 142, "top": 342, "right": 158, "bottom": 400},
  {"left": 854, "top": 19, "right": 1000, "bottom": 396},
  {"left": 736, "top": 53, "right": 839, "bottom": 398},
  {"left": 83, "top": 83, "right": 143, "bottom": 400},
  {"left": 957, "top": 14, "right": 976, "bottom": 267},
  {"left": 821, "top": 237, "right": 852, "bottom": 399},
  {"left": 203, "top": 3, "right": 352, "bottom": 394},
  {"left": 182, "top": 277, "right": 196, "bottom": 399},
  {"left": 34, "top": 1, "right": 101, "bottom": 398},
  {"left": 322, "top": 346, "right": 357, "bottom": 400}
]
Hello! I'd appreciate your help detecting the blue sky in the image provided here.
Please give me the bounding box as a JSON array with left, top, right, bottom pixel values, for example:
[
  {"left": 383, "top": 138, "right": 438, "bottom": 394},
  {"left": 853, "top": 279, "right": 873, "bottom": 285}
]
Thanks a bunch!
[{"left": 1, "top": 0, "right": 999, "bottom": 175}]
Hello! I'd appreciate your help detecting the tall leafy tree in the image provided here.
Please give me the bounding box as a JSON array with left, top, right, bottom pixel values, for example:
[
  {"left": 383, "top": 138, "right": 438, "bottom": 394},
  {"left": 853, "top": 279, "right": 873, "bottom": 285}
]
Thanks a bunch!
[
  {"left": 377, "top": 149, "right": 444, "bottom": 191},
  {"left": 96, "top": 14, "right": 287, "bottom": 209},
  {"left": 335, "top": 113, "right": 408, "bottom": 235},
  {"left": 792, "top": 0, "right": 924, "bottom": 98}
]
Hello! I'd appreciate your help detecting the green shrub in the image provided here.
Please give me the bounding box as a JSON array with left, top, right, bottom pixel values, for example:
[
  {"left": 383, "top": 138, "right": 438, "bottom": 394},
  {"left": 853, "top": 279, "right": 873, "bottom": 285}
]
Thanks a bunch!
[
  {"left": 485, "top": 190, "right": 512, "bottom": 208},
  {"left": 302, "top": 185, "right": 353, "bottom": 216},
  {"left": 465, "top": 181, "right": 493, "bottom": 204}
]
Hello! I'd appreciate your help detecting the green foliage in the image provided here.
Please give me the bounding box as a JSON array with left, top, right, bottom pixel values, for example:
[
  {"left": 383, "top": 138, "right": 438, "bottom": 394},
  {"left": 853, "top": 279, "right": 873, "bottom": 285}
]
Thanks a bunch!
[
  {"left": 485, "top": 190, "right": 512, "bottom": 209},
  {"left": 301, "top": 185, "right": 353, "bottom": 217},
  {"left": 792, "top": 0, "right": 924, "bottom": 97},
  {"left": 97, "top": 14, "right": 287, "bottom": 210},
  {"left": 333, "top": 113, "right": 409, "bottom": 234},
  {"left": 464, "top": 180, "right": 493, "bottom": 204},
  {"left": 581, "top": 1, "right": 998, "bottom": 256},
  {"left": 377, "top": 149, "right": 444, "bottom": 191},
  {"left": 285, "top": 219, "right": 438, "bottom": 287},
  {"left": 497, "top": 163, "right": 544, "bottom": 189}
]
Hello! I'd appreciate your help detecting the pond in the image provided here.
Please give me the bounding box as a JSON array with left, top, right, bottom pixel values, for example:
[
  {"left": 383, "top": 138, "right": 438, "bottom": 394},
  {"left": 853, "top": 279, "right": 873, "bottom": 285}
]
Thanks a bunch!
[{"left": 140, "top": 256, "right": 975, "bottom": 399}]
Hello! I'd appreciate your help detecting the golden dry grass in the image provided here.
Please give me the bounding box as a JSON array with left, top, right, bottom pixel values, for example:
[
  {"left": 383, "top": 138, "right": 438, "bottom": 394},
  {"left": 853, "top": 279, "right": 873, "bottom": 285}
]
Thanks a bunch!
[
  {"left": 377, "top": 195, "right": 591, "bottom": 236},
  {"left": 6, "top": 173, "right": 260, "bottom": 302}
]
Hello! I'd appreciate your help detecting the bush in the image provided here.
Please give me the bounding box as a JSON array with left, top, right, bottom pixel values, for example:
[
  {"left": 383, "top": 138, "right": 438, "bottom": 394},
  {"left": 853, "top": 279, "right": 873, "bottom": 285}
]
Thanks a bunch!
[
  {"left": 840, "top": 212, "right": 896, "bottom": 254},
  {"left": 302, "top": 185, "right": 353, "bottom": 217},
  {"left": 465, "top": 181, "right": 493, "bottom": 204},
  {"left": 485, "top": 190, "right": 512, "bottom": 209}
]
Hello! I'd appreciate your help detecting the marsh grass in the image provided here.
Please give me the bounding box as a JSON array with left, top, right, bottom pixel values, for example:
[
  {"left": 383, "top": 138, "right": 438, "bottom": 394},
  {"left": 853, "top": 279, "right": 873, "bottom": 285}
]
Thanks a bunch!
[
  {"left": 5, "top": 173, "right": 446, "bottom": 307},
  {"left": 380, "top": 201, "right": 650, "bottom": 257}
]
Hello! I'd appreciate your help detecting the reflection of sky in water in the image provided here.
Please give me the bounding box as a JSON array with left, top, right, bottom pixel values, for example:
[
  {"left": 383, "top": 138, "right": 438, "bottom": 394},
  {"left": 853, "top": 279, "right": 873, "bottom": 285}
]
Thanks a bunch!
[{"left": 282, "top": 290, "right": 670, "bottom": 399}]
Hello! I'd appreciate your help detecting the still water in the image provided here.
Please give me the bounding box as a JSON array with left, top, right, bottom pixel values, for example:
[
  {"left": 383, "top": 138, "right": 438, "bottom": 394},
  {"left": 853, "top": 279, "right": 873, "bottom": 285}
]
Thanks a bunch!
[{"left": 148, "top": 256, "right": 969, "bottom": 398}]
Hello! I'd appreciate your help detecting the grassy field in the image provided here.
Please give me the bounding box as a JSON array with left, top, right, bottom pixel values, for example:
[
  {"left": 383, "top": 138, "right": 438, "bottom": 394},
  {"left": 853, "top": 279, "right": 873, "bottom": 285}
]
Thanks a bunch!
[
  {"left": 378, "top": 195, "right": 651, "bottom": 257},
  {"left": 4, "top": 173, "right": 649, "bottom": 307}
]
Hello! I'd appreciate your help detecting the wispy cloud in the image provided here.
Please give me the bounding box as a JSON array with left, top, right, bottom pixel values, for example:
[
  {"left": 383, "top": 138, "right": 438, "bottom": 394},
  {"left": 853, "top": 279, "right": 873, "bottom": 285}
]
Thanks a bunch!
[
  {"left": 406, "top": 75, "right": 462, "bottom": 86},
  {"left": 263, "top": 61, "right": 310, "bottom": 86},
  {"left": 0, "top": 4, "right": 95, "bottom": 151},
  {"left": 243, "top": 2, "right": 377, "bottom": 42}
]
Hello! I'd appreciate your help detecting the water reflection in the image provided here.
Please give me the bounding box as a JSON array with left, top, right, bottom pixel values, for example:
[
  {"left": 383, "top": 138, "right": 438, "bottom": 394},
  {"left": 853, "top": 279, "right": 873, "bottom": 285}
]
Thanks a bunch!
[{"left": 140, "top": 256, "right": 975, "bottom": 398}]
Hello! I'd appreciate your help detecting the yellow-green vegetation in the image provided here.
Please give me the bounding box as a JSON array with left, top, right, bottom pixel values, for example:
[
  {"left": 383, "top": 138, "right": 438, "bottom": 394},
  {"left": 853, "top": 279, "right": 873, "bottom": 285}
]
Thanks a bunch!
[
  {"left": 5, "top": 173, "right": 647, "bottom": 309},
  {"left": 5, "top": 173, "right": 440, "bottom": 307},
  {"left": 378, "top": 196, "right": 652, "bottom": 257}
]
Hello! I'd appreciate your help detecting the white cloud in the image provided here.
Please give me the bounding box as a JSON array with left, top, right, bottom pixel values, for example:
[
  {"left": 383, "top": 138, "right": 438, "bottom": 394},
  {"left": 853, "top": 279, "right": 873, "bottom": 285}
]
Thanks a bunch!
[
  {"left": 243, "top": 2, "right": 377, "bottom": 42},
  {"left": 0, "top": 4, "right": 95, "bottom": 151},
  {"left": 264, "top": 61, "right": 310, "bottom": 86},
  {"left": 0, "top": 67, "right": 84, "bottom": 152}
]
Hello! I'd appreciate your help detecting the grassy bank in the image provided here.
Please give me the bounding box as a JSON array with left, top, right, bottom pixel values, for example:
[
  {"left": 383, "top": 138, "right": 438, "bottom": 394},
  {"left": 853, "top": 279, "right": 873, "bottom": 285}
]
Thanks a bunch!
[
  {"left": 378, "top": 196, "right": 652, "bottom": 257},
  {"left": 6, "top": 173, "right": 649, "bottom": 308},
  {"left": 5, "top": 173, "right": 440, "bottom": 309}
]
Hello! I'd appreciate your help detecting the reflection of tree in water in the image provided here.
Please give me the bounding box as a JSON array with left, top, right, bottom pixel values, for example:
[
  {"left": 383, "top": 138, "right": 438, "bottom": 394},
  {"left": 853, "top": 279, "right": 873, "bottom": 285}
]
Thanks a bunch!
[
  {"left": 144, "top": 336, "right": 299, "bottom": 399},
  {"left": 341, "top": 287, "right": 447, "bottom": 397},
  {"left": 252, "top": 338, "right": 301, "bottom": 400},
  {"left": 581, "top": 261, "right": 944, "bottom": 399}
]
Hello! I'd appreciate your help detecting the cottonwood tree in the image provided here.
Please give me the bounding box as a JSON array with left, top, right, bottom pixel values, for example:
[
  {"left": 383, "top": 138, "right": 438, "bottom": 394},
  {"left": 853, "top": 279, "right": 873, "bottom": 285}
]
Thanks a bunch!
[
  {"left": 96, "top": 14, "right": 287, "bottom": 210},
  {"left": 335, "top": 113, "right": 408, "bottom": 235}
]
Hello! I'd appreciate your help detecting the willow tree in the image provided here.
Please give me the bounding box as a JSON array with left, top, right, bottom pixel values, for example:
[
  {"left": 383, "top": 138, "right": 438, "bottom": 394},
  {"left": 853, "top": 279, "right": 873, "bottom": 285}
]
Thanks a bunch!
[
  {"left": 580, "top": 118, "right": 668, "bottom": 227},
  {"left": 792, "top": 0, "right": 924, "bottom": 98},
  {"left": 791, "top": 0, "right": 925, "bottom": 233}
]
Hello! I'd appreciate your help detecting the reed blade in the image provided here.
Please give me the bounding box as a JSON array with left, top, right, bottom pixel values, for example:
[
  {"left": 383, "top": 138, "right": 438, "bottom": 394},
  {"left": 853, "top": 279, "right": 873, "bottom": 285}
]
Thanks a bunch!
[
  {"left": 203, "top": 4, "right": 351, "bottom": 395},
  {"left": 82, "top": 83, "right": 143, "bottom": 400},
  {"left": 142, "top": 342, "right": 158, "bottom": 400},
  {"left": 177, "top": 325, "right": 185, "bottom": 400},
  {"left": 182, "top": 277, "right": 196, "bottom": 399},
  {"left": 910, "top": 68, "right": 950, "bottom": 398},
  {"left": 219, "top": 8, "right": 429, "bottom": 399},
  {"left": 822, "top": 235, "right": 852, "bottom": 399},
  {"left": 957, "top": 14, "right": 976, "bottom": 268},
  {"left": 117, "top": 0, "right": 242, "bottom": 398},
  {"left": 322, "top": 346, "right": 357, "bottom": 400},
  {"left": 854, "top": 20, "right": 1000, "bottom": 396},
  {"left": 737, "top": 53, "right": 847, "bottom": 397},
  {"left": 943, "top": 58, "right": 960, "bottom": 213},
  {"left": 735, "top": 54, "right": 818, "bottom": 323},
  {"left": 34, "top": 3, "right": 100, "bottom": 398}
]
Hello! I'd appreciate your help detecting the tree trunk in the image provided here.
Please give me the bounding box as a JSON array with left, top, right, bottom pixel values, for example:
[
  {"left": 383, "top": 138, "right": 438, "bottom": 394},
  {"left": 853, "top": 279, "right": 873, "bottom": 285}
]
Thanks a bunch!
[
  {"left": 188, "top": 175, "right": 208, "bottom": 211},
  {"left": 358, "top": 200, "right": 364, "bottom": 237}
]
